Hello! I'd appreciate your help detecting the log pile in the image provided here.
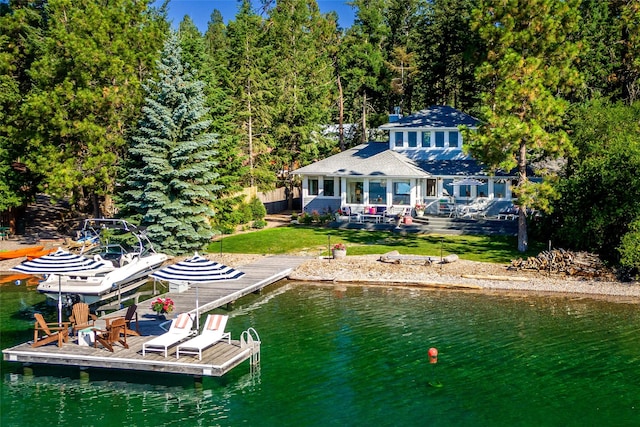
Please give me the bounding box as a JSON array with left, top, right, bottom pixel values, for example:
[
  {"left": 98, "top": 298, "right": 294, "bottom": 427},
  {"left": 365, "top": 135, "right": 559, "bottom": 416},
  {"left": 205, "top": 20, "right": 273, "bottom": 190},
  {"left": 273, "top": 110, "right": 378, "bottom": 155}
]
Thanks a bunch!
[{"left": 510, "top": 249, "right": 614, "bottom": 278}]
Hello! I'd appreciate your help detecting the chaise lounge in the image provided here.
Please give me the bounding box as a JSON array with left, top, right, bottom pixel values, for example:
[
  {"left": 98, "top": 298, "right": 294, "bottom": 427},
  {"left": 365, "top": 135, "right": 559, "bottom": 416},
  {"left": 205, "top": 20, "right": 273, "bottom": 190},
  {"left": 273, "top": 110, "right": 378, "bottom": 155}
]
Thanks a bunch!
[
  {"left": 176, "top": 314, "right": 230, "bottom": 360},
  {"left": 142, "top": 313, "right": 194, "bottom": 357}
]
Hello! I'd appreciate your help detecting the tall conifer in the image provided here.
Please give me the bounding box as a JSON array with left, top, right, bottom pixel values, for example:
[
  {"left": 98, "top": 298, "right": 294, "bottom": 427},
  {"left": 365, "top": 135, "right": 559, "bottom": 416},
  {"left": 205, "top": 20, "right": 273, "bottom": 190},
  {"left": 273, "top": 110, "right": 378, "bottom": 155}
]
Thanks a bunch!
[
  {"left": 466, "top": 0, "right": 581, "bottom": 252},
  {"left": 123, "top": 32, "right": 220, "bottom": 255}
]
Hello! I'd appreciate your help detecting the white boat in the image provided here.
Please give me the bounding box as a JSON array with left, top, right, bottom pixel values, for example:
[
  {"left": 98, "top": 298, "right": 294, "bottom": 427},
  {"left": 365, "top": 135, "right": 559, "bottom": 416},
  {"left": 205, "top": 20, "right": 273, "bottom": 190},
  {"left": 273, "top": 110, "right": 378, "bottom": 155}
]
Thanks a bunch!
[{"left": 37, "top": 219, "right": 168, "bottom": 306}]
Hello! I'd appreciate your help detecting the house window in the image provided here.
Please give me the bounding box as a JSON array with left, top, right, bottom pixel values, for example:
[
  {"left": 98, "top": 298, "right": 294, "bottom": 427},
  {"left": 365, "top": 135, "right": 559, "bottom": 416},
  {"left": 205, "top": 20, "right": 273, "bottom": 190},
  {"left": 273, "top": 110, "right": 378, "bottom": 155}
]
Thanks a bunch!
[
  {"left": 309, "top": 178, "right": 319, "bottom": 196},
  {"left": 442, "top": 179, "right": 453, "bottom": 197},
  {"left": 435, "top": 131, "right": 445, "bottom": 147},
  {"left": 426, "top": 179, "right": 437, "bottom": 197},
  {"left": 494, "top": 181, "right": 506, "bottom": 198},
  {"left": 323, "top": 179, "right": 335, "bottom": 197},
  {"left": 478, "top": 182, "right": 488, "bottom": 198},
  {"left": 449, "top": 131, "right": 459, "bottom": 147},
  {"left": 394, "top": 132, "right": 403, "bottom": 147},
  {"left": 408, "top": 131, "right": 417, "bottom": 147},
  {"left": 422, "top": 132, "right": 431, "bottom": 147},
  {"left": 347, "top": 179, "right": 363, "bottom": 204},
  {"left": 393, "top": 180, "right": 411, "bottom": 205},
  {"left": 369, "top": 179, "right": 387, "bottom": 204}
]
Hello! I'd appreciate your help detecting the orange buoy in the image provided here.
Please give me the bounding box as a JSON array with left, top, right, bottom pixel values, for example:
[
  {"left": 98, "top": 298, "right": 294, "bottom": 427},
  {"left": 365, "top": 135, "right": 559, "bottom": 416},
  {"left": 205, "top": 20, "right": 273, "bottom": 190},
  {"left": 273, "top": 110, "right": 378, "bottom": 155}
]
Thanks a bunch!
[{"left": 428, "top": 347, "right": 438, "bottom": 364}]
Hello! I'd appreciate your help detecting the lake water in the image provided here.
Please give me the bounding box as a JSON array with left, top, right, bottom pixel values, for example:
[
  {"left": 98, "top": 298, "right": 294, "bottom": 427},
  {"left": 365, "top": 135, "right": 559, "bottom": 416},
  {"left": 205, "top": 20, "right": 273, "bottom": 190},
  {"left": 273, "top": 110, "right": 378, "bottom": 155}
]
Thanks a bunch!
[{"left": 1, "top": 279, "right": 639, "bottom": 426}]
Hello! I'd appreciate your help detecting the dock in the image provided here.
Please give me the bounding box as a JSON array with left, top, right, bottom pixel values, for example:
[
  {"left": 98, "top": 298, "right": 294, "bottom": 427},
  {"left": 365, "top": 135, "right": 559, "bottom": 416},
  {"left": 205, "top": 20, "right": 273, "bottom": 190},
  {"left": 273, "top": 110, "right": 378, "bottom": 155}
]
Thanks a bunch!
[{"left": 3, "top": 255, "right": 308, "bottom": 378}]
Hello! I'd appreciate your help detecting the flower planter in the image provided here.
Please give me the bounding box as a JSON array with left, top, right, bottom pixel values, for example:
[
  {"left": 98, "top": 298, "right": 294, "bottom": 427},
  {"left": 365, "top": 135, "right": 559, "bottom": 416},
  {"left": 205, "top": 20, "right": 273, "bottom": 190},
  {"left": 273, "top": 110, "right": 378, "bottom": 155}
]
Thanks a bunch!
[
  {"left": 415, "top": 210, "right": 425, "bottom": 217},
  {"left": 332, "top": 248, "right": 347, "bottom": 259}
]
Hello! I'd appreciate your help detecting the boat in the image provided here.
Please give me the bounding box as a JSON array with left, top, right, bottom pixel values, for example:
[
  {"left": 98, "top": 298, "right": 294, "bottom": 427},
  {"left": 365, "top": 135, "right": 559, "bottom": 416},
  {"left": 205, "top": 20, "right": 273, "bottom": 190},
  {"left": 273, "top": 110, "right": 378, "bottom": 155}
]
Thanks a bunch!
[
  {"left": 36, "top": 219, "right": 168, "bottom": 306},
  {"left": 0, "top": 246, "right": 45, "bottom": 260}
]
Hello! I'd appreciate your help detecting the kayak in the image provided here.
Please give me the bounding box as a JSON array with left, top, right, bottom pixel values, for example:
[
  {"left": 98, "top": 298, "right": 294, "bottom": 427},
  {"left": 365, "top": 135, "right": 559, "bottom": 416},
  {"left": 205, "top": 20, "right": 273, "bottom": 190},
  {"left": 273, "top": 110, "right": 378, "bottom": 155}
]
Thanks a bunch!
[
  {"left": 0, "top": 246, "right": 45, "bottom": 260},
  {"left": 26, "top": 248, "right": 57, "bottom": 260}
]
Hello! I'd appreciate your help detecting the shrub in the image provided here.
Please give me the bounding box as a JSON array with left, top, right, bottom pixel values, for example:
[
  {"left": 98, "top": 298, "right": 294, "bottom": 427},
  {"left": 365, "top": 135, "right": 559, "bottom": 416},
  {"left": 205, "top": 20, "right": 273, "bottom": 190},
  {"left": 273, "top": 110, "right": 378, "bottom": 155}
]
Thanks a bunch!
[
  {"left": 249, "top": 197, "right": 267, "bottom": 221},
  {"left": 253, "top": 219, "right": 267, "bottom": 229}
]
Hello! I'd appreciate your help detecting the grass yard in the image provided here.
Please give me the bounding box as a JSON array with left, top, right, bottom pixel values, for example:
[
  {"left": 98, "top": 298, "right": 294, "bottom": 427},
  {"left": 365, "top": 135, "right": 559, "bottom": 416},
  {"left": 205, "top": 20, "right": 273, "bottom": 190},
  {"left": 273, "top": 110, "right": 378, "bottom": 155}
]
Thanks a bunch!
[{"left": 207, "top": 226, "right": 544, "bottom": 264}]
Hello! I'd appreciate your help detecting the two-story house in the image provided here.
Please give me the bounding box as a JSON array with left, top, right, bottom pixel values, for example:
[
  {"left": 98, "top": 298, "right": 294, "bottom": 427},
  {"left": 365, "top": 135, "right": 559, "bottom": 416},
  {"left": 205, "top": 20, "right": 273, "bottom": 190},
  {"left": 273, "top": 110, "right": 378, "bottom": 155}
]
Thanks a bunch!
[{"left": 293, "top": 105, "right": 519, "bottom": 216}]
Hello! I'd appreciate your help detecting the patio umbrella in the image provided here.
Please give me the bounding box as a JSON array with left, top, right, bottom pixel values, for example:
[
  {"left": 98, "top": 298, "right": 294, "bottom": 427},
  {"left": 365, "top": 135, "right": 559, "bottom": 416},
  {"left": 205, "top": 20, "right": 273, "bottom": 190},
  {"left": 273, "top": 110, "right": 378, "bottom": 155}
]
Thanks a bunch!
[
  {"left": 150, "top": 253, "right": 245, "bottom": 330},
  {"left": 11, "top": 248, "right": 114, "bottom": 325}
]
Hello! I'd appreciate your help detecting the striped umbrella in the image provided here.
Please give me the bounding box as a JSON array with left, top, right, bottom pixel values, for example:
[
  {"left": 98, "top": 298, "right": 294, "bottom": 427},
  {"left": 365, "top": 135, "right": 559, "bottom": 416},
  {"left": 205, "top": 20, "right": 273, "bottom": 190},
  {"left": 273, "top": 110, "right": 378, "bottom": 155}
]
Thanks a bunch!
[
  {"left": 11, "top": 248, "right": 114, "bottom": 325},
  {"left": 150, "top": 253, "right": 245, "bottom": 329}
]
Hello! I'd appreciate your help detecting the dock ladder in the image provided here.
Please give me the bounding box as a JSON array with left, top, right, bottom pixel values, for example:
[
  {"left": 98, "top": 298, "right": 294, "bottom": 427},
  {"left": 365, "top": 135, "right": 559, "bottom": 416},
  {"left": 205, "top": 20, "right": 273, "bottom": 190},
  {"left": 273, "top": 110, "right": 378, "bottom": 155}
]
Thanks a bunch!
[{"left": 241, "top": 327, "right": 261, "bottom": 372}]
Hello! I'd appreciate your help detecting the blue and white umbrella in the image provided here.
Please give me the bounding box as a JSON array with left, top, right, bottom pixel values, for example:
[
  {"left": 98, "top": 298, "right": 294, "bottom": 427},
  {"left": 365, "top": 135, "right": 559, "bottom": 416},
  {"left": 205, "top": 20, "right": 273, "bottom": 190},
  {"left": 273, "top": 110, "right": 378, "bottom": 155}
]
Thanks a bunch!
[
  {"left": 12, "top": 248, "right": 114, "bottom": 325},
  {"left": 150, "top": 253, "right": 245, "bottom": 329}
]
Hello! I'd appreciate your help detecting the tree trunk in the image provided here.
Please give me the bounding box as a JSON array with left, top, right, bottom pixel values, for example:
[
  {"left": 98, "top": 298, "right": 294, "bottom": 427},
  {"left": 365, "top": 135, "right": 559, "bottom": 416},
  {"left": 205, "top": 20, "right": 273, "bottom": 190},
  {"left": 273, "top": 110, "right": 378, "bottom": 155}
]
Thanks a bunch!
[
  {"left": 361, "top": 91, "right": 367, "bottom": 143},
  {"left": 517, "top": 141, "right": 528, "bottom": 252},
  {"left": 337, "top": 75, "right": 345, "bottom": 151},
  {"left": 247, "top": 80, "right": 254, "bottom": 188}
]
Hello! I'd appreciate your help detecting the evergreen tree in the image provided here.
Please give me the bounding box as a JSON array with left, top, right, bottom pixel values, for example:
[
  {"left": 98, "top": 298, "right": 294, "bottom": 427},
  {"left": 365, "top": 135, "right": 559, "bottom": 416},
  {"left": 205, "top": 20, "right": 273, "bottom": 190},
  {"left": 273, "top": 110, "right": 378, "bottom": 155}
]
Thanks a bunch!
[
  {"left": 18, "top": 0, "right": 167, "bottom": 216},
  {"left": 264, "top": 0, "right": 337, "bottom": 207},
  {"left": 179, "top": 15, "right": 248, "bottom": 232},
  {"left": 0, "top": 1, "right": 47, "bottom": 209},
  {"left": 412, "top": 0, "right": 483, "bottom": 111},
  {"left": 339, "top": 0, "right": 388, "bottom": 142},
  {"left": 227, "top": 0, "right": 276, "bottom": 191},
  {"left": 122, "top": 32, "right": 221, "bottom": 255},
  {"left": 465, "top": 0, "right": 582, "bottom": 252}
]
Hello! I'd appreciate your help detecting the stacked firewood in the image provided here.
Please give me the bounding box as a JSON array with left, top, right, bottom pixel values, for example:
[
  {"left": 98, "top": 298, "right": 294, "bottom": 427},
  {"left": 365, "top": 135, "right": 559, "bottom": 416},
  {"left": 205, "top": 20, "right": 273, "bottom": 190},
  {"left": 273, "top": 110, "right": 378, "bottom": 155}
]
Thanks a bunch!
[{"left": 510, "top": 249, "right": 614, "bottom": 278}]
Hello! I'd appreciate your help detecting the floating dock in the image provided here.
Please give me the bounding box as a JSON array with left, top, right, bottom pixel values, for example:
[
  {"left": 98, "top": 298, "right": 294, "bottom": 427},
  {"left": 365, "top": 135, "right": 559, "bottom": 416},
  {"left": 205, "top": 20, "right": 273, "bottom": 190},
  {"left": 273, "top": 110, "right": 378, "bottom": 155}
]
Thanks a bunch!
[{"left": 3, "top": 255, "right": 307, "bottom": 378}]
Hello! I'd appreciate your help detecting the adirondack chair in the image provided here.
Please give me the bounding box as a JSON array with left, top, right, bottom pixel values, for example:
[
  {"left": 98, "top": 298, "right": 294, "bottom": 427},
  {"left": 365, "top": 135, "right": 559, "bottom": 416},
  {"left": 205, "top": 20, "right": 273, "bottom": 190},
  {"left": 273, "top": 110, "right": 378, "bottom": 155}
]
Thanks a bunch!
[
  {"left": 69, "top": 302, "right": 98, "bottom": 336},
  {"left": 104, "top": 304, "right": 139, "bottom": 336},
  {"left": 93, "top": 317, "right": 128, "bottom": 352},
  {"left": 32, "top": 313, "right": 70, "bottom": 348}
]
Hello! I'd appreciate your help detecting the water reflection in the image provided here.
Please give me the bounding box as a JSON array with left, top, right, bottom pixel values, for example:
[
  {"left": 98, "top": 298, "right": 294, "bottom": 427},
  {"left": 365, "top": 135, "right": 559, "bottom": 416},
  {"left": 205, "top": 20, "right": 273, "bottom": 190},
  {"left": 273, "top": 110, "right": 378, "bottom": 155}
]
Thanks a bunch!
[{"left": 2, "top": 281, "right": 639, "bottom": 426}]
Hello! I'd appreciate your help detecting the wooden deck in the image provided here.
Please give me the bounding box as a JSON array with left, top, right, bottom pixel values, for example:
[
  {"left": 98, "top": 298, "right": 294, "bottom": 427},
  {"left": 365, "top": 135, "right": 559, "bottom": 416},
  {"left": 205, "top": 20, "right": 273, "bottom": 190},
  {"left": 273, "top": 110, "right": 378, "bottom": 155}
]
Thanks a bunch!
[
  {"left": 3, "top": 336, "right": 254, "bottom": 377},
  {"left": 3, "top": 255, "right": 307, "bottom": 377}
]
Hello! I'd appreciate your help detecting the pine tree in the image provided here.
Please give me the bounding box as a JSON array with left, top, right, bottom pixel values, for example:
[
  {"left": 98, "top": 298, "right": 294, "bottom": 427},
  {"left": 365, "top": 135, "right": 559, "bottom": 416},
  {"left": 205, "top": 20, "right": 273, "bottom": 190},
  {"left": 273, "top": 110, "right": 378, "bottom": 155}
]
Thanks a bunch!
[
  {"left": 227, "top": 0, "right": 277, "bottom": 191},
  {"left": 179, "top": 15, "right": 248, "bottom": 232},
  {"left": 264, "top": 0, "right": 337, "bottom": 207},
  {"left": 123, "top": 32, "right": 221, "bottom": 255},
  {"left": 412, "top": 0, "right": 483, "bottom": 110},
  {"left": 0, "top": 1, "right": 45, "bottom": 209},
  {"left": 466, "top": 0, "right": 582, "bottom": 252},
  {"left": 18, "top": 0, "right": 167, "bottom": 216}
]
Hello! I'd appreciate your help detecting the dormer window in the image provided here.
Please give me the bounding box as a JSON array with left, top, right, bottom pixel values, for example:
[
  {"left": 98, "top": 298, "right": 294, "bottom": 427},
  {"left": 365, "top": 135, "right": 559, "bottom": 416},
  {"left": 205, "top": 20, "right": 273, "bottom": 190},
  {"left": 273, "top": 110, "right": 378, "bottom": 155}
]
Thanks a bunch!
[
  {"left": 449, "top": 131, "right": 459, "bottom": 147},
  {"left": 408, "top": 131, "right": 417, "bottom": 147},
  {"left": 435, "top": 131, "right": 445, "bottom": 147},
  {"left": 422, "top": 132, "right": 431, "bottom": 147},
  {"left": 394, "top": 132, "right": 403, "bottom": 147}
]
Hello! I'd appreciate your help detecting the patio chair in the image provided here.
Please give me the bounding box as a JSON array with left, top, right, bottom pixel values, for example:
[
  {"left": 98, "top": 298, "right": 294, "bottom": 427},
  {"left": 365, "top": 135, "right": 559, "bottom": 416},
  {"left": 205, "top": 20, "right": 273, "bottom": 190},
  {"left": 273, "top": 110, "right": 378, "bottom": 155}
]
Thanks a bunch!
[
  {"left": 93, "top": 317, "right": 128, "bottom": 352},
  {"left": 104, "top": 304, "right": 139, "bottom": 336},
  {"left": 142, "top": 313, "right": 195, "bottom": 357},
  {"left": 32, "top": 313, "right": 70, "bottom": 348},
  {"left": 176, "top": 314, "right": 231, "bottom": 360},
  {"left": 69, "top": 302, "right": 97, "bottom": 336}
]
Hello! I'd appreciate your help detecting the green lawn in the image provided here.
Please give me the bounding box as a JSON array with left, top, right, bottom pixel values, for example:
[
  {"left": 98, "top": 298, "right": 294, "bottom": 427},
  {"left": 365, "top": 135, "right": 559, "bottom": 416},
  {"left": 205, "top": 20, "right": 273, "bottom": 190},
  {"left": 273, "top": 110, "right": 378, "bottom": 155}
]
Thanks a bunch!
[{"left": 207, "top": 226, "right": 544, "bottom": 264}]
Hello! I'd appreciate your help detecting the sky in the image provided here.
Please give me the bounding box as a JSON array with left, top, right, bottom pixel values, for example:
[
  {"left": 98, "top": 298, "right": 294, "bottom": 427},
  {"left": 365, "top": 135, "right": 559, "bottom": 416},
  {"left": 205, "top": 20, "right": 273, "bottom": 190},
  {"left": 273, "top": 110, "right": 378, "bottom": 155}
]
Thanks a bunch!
[{"left": 161, "top": 0, "right": 356, "bottom": 33}]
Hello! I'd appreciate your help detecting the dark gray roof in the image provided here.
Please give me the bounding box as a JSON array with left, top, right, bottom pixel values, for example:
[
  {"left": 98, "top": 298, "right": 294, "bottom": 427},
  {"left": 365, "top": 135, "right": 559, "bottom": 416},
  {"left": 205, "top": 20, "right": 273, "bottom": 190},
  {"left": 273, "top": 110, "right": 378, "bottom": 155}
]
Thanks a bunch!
[
  {"left": 293, "top": 143, "right": 430, "bottom": 178},
  {"left": 379, "top": 105, "right": 479, "bottom": 129}
]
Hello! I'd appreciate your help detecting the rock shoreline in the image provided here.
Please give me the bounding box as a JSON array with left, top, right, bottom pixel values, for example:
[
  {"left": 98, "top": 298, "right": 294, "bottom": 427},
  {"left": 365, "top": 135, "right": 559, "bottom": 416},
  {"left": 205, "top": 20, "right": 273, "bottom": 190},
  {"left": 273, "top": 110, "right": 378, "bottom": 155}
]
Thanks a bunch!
[
  {"left": 288, "top": 255, "right": 640, "bottom": 302},
  {"left": 1, "top": 240, "right": 639, "bottom": 302}
]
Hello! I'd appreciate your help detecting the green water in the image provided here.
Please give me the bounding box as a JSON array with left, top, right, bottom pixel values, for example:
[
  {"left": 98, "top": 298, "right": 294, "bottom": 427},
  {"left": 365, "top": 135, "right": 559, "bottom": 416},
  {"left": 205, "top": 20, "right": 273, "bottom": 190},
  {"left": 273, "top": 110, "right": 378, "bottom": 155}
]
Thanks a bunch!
[{"left": 1, "top": 280, "right": 639, "bottom": 426}]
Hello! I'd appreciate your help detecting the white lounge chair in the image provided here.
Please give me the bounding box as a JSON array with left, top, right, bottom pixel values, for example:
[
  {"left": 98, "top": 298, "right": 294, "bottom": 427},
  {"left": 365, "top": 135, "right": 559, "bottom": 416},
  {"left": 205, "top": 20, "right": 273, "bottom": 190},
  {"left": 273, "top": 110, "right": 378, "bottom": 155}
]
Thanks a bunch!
[
  {"left": 142, "top": 313, "right": 194, "bottom": 357},
  {"left": 176, "top": 314, "right": 230, "bottom": 360}
]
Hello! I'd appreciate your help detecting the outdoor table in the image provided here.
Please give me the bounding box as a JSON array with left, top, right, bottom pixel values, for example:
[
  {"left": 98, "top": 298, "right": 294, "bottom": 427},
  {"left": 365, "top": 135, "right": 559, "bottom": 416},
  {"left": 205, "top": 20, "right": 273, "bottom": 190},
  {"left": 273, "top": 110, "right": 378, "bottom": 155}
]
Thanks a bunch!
[
  {"left": 362, "top": 214, "right": 382, "bottom": 223},
  {"left": 78, "top": 328, "right": 95, "bottom": 346}
]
